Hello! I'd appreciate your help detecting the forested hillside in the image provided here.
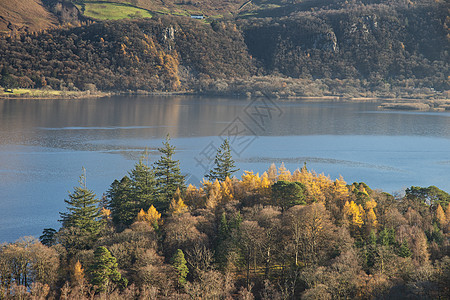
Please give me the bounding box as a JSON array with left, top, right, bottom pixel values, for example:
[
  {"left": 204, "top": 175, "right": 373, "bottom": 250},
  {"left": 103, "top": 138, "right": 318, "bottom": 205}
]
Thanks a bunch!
[
  {"left": 0, "top": 0, "right": 448, "bottom": 97},
  {"left": 240, "top": 0, "right": 449, "bottom": 90},
  {"left": 0, "top": 139, "right": 449, "bottom": 299},
  {"left": 0, "top": 17, "right": 254, "bottom": 92}
]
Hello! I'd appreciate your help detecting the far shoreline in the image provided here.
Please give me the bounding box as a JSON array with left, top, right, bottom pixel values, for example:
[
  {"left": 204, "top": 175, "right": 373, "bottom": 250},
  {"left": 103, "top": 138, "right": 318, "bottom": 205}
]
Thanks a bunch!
[{"left": 1, "top": 88, "right": 449, "bottom": 111}]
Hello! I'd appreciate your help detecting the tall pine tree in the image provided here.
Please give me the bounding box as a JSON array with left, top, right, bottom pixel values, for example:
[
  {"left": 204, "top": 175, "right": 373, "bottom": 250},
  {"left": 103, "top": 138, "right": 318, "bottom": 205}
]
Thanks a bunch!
[
  {"left": 107, "top": 156, "right": 156, "bottom": 226},
  {"left": 206, "top": 139, "right": 239, "bottom": 182},
  {"left": 154, "top": 135, "right": 185, "bottom": 210},
  {"left": 59, "top": 168, "right": 103, "bottom": 250}
]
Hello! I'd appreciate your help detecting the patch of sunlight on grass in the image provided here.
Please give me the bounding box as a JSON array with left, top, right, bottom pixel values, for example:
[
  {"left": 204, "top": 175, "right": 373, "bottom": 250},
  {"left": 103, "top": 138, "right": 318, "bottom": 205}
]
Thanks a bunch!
[{"left": 82, "top": 2, "right": 152, "bottom": 20}]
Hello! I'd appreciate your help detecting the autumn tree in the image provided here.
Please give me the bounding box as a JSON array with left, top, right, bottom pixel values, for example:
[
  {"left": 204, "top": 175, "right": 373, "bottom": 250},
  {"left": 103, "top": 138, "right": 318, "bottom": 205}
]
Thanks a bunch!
[
  {"left": 435, "top": 204, "right": 446, "bottom": 228},
  {"left": 0, "top": 237, "right": 59, "bottom": 289},
  {"left": 284, "top": 203, "right": 336, "bottom": 266},
  {"left": 72, "top": 260, "right": 86, "bottom": 287},
  {"left": 169, "top": 196, "right": 189, "bottom": 216},
  {"left": 136, "top": 205, "right": 162, "bottom": 229}
]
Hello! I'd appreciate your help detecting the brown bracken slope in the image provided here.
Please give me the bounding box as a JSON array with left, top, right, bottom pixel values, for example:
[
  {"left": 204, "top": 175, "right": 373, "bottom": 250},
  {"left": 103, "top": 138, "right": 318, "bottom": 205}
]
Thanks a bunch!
[{"left": 0, "top": 0, "right": 58, "bottom": 34}]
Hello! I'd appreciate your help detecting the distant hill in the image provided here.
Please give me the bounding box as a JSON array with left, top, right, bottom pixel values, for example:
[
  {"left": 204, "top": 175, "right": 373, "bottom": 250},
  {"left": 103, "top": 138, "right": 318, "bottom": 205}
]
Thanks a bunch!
[
  {"left": 0, "top": 0, "right": 58, "bottom": 34},
  {"left": 0, "top": 0, "right": 448, "bottom": 97}
]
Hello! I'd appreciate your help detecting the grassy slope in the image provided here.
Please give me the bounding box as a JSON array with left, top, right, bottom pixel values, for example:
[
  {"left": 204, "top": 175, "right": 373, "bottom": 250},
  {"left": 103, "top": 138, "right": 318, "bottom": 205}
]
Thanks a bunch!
[
  {"left": 78, "top": 2, "right": 152, "bottom": 20},
  {"left": 75, "top": 0, "right": 244, "bottom": 18},
  {"left": 0, "top": 0, "right": 58, "bottom": 33}
]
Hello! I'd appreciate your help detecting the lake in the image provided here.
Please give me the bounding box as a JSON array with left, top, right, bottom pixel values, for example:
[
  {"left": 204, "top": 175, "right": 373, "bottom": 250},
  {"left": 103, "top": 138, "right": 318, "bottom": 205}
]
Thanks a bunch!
[{"left": 1, "top": 95, "right": 450, "bottom": 242}]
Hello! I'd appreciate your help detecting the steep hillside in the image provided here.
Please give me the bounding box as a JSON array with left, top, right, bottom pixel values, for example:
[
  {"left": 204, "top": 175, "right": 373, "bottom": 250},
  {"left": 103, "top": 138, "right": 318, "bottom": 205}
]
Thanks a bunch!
[
  {"left": 0, "top": 17, "right": 254, "bottom": 91},
  {"left": 240, "top": 0, "right": 449, "bottom": 90},
  {"left": 0, "top": 0, "right": 58, "bottom": 34}
]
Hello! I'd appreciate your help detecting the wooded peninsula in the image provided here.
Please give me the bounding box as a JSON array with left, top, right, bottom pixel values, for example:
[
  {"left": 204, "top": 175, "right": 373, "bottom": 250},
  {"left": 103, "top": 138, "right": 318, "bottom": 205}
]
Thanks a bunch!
[{"left": 0, "top": 137, "right": 449, "bottom": 299}]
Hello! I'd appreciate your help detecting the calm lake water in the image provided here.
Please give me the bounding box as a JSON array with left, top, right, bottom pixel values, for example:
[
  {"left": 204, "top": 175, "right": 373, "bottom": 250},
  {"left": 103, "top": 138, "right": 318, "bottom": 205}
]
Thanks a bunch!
[{"left": 1, "top": 95, "right": 450, "bottom": 242}]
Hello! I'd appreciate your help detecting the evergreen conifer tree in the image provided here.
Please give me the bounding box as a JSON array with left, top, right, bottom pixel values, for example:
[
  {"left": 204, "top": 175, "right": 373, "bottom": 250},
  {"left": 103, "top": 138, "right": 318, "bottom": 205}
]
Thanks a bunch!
[
  {"left": 89, "top": 246, "right": 126, "bottom": 292},
  {"left": 59, "top": 168, "right": 103, "bottom": 250},
  {"left": 171, "top": 249, "right": 188, "bottom": 286},
  {"left": 154, "top": 135, "right": 185, "bottom": 209},
  {"left": 206, "top": 139, "right": 239, "bottom": 182},
  {"left": 108, "top": 156, "right": 156, "bottom": 226},
  {"left": 398, "top": 241, "right": 412, "bottom": 258},
  {"left": 39, "top": 228, "right": 57, "bottom": 247}
]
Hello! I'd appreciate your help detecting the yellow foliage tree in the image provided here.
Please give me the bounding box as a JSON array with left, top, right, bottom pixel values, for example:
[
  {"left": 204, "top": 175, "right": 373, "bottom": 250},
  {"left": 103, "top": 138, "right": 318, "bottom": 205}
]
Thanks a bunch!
[
  {"left": 344, "top": 200, "right": 364, "bottom": 228},
  {"left": 436, "top": 204, "right": 446, "bottom": 227},
  {"left": 146, "top": 205, "right": 162, "bottom": 227},
  {"left": 205, "top": 179, "right": 221, "bottom": 209},
  {"left": 137, "top": 208, "right": 147, "bottom": 222},
  {"left": 100, "top": 207, "right": 111, "bottom": 221},
  {"left": 366, "top": 208, "right": 377, "bottom": 229},
  {"left": 73, "top": 260, "right": 85, "bottom": 286},
  {"left": 278, "top": 162, "right": 291, "bottom": 181},
  {"left": 241, "top": 171, "right": 260, "bottom": 191},
  {"left": 333, "top": 176, "right": 349, "bottom": 199},
  {"left": 169, "top": 197, "right": 188, "bottom": 216},
  {"left": 136, "top": 205, "right": 161, "bottom": 229},
  {"left": 267, "top": 163, "right": 278, "bottom": 182},
  {"left": 259, "top": 172, "right": 272, "bottom": 197},
  {"left": 364, "top": 199, "right": 378, "bottom": 231},
  {"left": 220, "top": 177, "right": 234, "bottom": 203}
]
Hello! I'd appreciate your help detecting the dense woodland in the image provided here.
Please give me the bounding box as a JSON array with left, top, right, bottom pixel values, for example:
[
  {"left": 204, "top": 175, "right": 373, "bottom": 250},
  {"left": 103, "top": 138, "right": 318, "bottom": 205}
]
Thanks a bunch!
[
  {"left": 1, "top": 138, "right": 449, "bottom": 299},
  {"left": 0, "top": 0, "right": 448, "bottom": 97}
]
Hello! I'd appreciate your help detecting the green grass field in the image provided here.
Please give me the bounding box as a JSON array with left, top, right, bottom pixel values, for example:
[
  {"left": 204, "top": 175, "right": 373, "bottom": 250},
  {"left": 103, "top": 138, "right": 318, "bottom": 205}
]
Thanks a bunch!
[{"left": 78, "top": 2, "right": 152, "bottom": 20}]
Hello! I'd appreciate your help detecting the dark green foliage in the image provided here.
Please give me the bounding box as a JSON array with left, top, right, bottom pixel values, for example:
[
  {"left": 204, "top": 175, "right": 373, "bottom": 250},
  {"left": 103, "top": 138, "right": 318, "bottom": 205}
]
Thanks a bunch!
[
  {"left": 362, "top": 231, "right": 378, "bottom": 269},
  {"left": 171, "top": 249, "right": 188, "bottom": 286},
  {"left": 107, "top": 158, "right": 156, "bottom": 226},
  {"left": 59, "top": 169, "right": 103, "bottom": 250},
  {"left": 206, "top": 139, "right": 239, "bottom": 182},
  {"left": 427, "top": 223, "right": 445, "bottom": 245},
  {"left": 0, "top": 67, "right": 18, "bottom": 92},
  {"left": 89, "top": 246, "right": 126, "bottom": 292},
  {"left": 154, "top": 135, "right": 185, "bottom": 209},
  {"left": 241, "top": 1, "right": 449, "bottom": 91},
  {"left": 39, "top": 228, "right": 57, "bottom": 247},
  {"left": 397, "top": 241, "right": 412, "bottom": 258},
  {"left": 271, "top": 180, "right": 306, "bottom": 211},
  {"left": 107, "top": 176, "right": 134, "bottom": 227},
  {"left": 378, "top": 227, "right": 396, "bottom": 247},
  {"left": 129, "top": 158, "right": 157, "bottom": 211},
  {"left": 215, "top": 212, "right": 231, "bottom": 268},
  {"left": 406, "top": 185, "right": 450, "bottom": 209}
]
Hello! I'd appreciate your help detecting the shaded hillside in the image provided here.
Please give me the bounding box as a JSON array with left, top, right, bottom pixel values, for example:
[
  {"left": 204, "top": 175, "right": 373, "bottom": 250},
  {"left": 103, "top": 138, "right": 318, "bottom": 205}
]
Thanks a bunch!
[
  {"left": 0, "top": 0, "right": 58, "bottom": 34},
  {"left": 240, "top": 1, "right": 449, "bottom": 90},
  {"left": 0, "top": 16, "right": 254, "bottom": 91}
]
